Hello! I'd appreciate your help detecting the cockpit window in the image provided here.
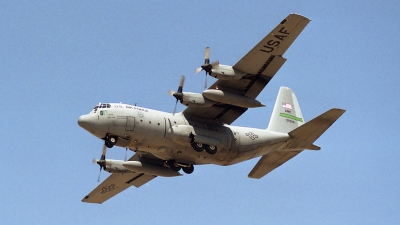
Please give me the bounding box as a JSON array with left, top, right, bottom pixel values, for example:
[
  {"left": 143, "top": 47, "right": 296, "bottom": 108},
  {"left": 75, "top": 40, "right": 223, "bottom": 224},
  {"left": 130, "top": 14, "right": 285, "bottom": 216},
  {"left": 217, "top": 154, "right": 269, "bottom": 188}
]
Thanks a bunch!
[
  {"left": 93, "top": 106, "right": 99, "bottom": 113},
  {"left": 99, "top": 103, "right": 111, "bottom": 108},
  {"left": 93, "top": 103, "right": 110, "bottom": 113}
]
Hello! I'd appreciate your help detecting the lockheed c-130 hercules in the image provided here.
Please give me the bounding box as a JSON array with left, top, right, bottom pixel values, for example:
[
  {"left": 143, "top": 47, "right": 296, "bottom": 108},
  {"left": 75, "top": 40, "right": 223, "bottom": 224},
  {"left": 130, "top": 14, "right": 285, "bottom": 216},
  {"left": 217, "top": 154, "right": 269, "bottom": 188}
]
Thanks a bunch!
[{"left": 78, "top": 13, "right": 345, "bottom": 204}]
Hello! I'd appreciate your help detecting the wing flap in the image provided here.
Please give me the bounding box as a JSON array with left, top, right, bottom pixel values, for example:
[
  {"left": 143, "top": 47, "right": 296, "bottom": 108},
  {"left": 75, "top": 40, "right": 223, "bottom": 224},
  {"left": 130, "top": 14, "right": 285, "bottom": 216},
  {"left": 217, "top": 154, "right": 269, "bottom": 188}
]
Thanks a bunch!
[{"left": 248, "top": 150, "right": 301, "bottom": 179}]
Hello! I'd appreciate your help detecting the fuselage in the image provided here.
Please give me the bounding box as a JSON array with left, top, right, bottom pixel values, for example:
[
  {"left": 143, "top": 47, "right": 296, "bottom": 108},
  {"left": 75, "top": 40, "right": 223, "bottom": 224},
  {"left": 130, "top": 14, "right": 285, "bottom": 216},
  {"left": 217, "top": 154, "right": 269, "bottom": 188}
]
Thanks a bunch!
[{"left": 78, "top": 103, "right": 289, "bottom": 166}]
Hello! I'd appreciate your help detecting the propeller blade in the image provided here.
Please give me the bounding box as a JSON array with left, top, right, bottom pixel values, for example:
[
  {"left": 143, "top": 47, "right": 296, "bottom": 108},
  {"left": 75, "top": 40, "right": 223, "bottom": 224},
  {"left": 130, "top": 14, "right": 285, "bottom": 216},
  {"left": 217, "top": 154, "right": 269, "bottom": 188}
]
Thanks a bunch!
[
  {"left": 173, "top": 99, "right": 178, "bottom": 115},
  {"left": 96, "top": 145, "right": 107, "bottom": 182},
  {"left": 177, "top": 75, "right": 185, "bottom": 93},
  {"left": 210, "top": 60, "right": 219, "bottom": 68},
  {"left": 170, "top": 75, "right": 185, "bottom": 115},
  {"left": 204, "top": 73, "right": 208, "bottom": 88},
  {"left": 168, "top": 89, "right": 175, "bottom": 96},
  {"left": 100, "top": 145, "right": 107, "bottom": 161},
  {"left": 204, "top": 47, "right": 210, "bottom": 64},
  {"left": 124, "top": 148, "right": 128, "bottom": 161},
  {"left": 195, "top": 67, "right": 203, "bottom": 74},
  {"left": 195, "top": 47, "right": 219, "bottom": 89},
  {"left": 97, "top": 166, "right": 102, "bottom": 182}
]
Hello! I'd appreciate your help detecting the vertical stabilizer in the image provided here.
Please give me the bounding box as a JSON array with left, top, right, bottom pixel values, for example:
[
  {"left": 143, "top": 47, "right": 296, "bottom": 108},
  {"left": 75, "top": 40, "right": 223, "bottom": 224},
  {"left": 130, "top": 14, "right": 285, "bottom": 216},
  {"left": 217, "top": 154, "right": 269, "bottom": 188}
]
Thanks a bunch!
[{"left": 267, "top": 86, "right": 304, "bottom": 133}]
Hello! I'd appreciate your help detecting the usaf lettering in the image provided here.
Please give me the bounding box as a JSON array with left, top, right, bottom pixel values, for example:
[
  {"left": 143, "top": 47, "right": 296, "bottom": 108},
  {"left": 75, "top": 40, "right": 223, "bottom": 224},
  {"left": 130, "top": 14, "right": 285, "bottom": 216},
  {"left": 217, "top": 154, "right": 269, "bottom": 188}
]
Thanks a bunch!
[{"left": 260, "top": 27, "right": 290, "bottom": 53}]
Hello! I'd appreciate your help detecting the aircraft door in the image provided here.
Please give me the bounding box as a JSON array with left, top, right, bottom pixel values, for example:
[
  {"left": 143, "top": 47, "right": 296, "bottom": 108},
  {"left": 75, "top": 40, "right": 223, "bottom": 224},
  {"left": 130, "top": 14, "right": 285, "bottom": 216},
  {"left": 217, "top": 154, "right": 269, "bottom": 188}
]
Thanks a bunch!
[{"left": 126, "top": 116, "right": 135, "bottom": 131}]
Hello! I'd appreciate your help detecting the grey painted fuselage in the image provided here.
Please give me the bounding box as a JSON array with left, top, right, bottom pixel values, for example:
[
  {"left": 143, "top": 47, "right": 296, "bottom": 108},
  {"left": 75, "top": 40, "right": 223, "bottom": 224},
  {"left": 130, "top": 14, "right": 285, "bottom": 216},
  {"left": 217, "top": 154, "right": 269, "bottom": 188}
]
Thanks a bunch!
[{"left": 78, "top": 103, "right": 289, "bottom": 166}]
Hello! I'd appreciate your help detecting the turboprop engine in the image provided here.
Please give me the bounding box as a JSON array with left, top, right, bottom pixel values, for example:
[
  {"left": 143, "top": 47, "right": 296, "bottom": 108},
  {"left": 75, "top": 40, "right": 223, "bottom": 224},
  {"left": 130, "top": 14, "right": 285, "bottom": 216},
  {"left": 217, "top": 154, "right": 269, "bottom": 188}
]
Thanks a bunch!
[
  {"left": 195, "top": 47, "right": 247, "bottom": 86},
  {"left": 93, "top": 159, "right": 130, "bottom": 174},
  {"left": 180, "top": 92, "right": 213, "bottom": 107},
  {"left": 169, "top": 75, "right": 265, "bottom": 110},
  {"left": 94, "top": 159, "right": 181, "bottom": 177},
  {"left": 209, "top": 64, "right": 247, "bottom": 80}
]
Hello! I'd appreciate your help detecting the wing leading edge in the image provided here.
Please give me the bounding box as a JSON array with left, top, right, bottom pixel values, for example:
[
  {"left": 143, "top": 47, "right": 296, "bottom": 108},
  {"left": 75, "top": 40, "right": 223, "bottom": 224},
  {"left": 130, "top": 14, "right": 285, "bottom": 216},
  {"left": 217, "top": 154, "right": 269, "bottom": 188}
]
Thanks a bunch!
[{"left": 183, "top": 14, "right": 310, "bottom": 124}]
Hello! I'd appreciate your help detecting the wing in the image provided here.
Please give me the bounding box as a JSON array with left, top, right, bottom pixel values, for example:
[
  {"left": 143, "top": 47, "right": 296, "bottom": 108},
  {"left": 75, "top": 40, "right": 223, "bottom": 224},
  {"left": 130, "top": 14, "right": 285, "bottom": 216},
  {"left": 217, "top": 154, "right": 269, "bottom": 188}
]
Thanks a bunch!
[
  {"left": 183, "top": 14, "right": 310, "bottom": 124},
  {"left": 233, "top": 13, "right": 310, "bottom": 74},
  {"left": 248, "top": 150, "right": 302, "bottom": 179},
  {"left": 82, "top": 154, "right": 156, "bottom": 204},
  {"left": 81, "top": 172, "right": 155, "bottom": 204}
]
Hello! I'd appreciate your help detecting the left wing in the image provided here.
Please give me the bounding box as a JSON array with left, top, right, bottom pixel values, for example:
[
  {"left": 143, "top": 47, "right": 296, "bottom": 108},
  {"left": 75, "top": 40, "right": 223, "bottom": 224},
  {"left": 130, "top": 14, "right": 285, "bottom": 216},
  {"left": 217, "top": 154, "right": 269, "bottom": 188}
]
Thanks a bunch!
[
  {"left": 82, "top": 154, "right": 156, "bottom": 204},
  {"left": 183, "top": 14, "right": 310, "bottom": 124},
  {"left": 82, "top": 172, "right": 155, "bottom": 204}
]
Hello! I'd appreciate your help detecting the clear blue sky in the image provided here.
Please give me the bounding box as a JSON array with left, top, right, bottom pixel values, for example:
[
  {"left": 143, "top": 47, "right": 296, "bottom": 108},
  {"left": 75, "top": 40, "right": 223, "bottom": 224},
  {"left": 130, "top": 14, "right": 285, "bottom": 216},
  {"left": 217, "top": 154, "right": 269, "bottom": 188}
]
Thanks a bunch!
[{"left": 1, "top": 1, "right": 399, "bottom": 224}]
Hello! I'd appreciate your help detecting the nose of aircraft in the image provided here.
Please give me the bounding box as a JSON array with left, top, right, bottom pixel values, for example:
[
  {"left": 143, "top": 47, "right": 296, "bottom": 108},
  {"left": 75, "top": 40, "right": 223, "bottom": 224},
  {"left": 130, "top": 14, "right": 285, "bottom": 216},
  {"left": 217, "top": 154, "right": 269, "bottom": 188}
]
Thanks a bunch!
[{"left": 78, "top": 114, "right": 96, "bottom": 133}]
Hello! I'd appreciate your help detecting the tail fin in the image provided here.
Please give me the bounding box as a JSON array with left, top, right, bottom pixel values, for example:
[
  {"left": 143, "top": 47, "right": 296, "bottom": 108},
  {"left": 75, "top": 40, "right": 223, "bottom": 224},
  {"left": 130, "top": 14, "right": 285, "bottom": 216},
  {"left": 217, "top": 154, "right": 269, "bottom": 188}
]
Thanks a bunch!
[{"left": 267, "top": 86, "right": 304, "bottom": 133}]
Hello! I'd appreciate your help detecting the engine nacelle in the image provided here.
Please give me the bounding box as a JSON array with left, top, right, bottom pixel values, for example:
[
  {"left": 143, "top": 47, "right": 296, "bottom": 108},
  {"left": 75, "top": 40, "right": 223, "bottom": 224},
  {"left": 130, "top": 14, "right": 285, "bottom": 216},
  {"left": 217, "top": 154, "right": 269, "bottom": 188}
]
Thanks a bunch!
[
  {"left": 210, "top": 65, "right": 246, "bottom": 80},
  {"left": 101, "top": 159, "right": 130, "bottom": 174},
  {"left": 181, "top": 92, "right": 213, "bottom": 107}
]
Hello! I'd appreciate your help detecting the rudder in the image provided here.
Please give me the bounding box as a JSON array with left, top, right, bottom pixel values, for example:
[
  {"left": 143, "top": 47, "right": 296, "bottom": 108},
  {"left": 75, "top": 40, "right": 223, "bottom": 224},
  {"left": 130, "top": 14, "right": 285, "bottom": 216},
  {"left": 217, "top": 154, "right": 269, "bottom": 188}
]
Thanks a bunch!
[{"left": 267, "top": 86, "right": 305, "bottom": 133}]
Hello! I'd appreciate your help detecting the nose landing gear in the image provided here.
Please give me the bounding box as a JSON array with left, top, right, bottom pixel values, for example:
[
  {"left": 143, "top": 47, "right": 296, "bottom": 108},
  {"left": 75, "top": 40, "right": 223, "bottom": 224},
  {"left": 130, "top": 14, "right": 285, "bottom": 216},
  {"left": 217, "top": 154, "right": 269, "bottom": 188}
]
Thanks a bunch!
[{"left": 104, "top": 135, "right": 118, "bottom": 148}]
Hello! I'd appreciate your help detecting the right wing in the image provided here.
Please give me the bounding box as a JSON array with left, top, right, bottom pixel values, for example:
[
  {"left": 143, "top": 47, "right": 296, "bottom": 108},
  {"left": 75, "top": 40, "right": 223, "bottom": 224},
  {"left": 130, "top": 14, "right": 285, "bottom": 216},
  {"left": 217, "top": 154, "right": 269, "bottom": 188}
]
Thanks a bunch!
[{"left": 183, "top": 14, "right": 310, "bottom": 124}]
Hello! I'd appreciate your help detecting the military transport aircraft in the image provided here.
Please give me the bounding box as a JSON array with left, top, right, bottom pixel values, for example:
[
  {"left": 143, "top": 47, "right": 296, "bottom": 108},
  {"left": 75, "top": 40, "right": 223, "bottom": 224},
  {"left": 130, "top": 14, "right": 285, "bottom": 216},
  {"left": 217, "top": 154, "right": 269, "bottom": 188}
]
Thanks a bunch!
[{"left": 78, "top": 13, "right": 345, "bottom": 204}]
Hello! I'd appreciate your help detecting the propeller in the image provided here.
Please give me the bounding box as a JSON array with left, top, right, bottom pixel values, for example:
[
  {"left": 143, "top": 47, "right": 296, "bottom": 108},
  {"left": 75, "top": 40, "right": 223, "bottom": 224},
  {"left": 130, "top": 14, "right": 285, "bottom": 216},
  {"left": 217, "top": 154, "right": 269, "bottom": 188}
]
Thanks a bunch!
[
  {"left": 195, "top": 47, "right": 219, "bottom": 88},
  {"left": 124, "top": 148, "right": 128, "bottom": 161},
  {"left": 93, "top": 145, "right": 107, "bottom": 182},
  {"left": 168, "top": 75, "right": 185, "bottom": 115}
]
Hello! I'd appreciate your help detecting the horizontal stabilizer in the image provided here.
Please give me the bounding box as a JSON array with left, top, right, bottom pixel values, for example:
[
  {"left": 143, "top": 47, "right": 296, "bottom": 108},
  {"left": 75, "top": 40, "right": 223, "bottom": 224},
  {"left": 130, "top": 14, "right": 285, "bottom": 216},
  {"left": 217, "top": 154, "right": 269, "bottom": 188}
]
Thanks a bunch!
[
  {"left": 248, "top": 108, "right": 345, "bottom": 179},
  {"left": 287, "top": 108, "right": 345, "bottom": 150},
  {"left": 248, "top": 151, "right": 301, "bottom": 179}
]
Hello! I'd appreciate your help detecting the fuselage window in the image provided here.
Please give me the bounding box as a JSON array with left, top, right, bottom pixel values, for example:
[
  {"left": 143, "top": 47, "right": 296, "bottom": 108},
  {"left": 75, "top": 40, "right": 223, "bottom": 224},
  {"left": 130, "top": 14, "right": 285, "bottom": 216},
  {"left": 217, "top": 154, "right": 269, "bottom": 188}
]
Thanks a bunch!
[{"left": 100, "top": 110, "right": 108, "bottom": 116}]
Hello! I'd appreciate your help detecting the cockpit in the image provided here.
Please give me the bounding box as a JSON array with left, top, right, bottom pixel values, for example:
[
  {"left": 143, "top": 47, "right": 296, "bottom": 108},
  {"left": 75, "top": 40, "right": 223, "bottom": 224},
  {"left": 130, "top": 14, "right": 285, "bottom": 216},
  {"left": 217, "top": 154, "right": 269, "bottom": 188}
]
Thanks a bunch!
[{"left": 92, "top": 103, "right": 111, "bottom": 113}]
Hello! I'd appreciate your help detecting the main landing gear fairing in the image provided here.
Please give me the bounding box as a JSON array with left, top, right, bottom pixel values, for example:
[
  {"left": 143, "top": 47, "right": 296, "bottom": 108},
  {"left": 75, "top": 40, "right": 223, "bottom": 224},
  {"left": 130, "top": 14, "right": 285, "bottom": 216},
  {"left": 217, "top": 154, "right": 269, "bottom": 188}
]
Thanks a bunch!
[{"left": 102, "top": 134, "right": 195, "bottom": 175}]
